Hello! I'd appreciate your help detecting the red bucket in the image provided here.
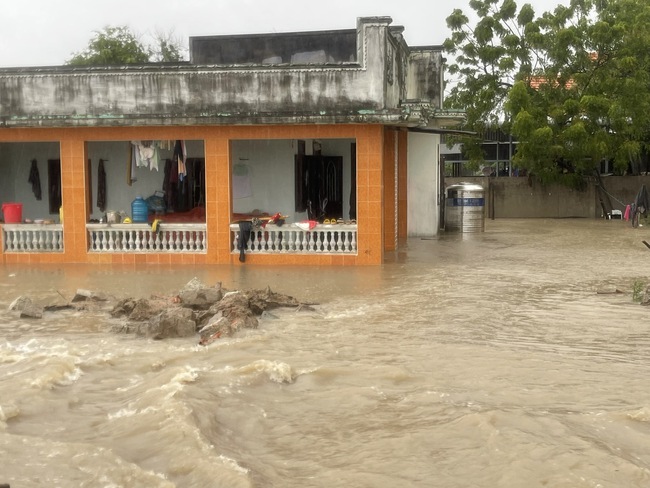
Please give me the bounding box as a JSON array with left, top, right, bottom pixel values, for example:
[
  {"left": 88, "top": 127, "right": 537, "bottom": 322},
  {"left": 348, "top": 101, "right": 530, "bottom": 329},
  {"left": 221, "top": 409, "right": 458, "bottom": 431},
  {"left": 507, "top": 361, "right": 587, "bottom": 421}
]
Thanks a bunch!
[{"left": 2, "top": 202, "right": 23, "bottom": 223}]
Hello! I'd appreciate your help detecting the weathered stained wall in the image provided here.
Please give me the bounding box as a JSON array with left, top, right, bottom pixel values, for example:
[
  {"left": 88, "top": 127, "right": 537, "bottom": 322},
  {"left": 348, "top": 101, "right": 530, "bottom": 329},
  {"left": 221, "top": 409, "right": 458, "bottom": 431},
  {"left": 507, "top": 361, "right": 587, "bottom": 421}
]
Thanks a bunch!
[
  {"left": 0, "top": 17, "right": 445, "bottom": 129},
  {"left": 406, "top": 48, "right": 444, "bottom": 105},
  {"left": 445, "top": 176, "right": 650, "bottom": 219}
]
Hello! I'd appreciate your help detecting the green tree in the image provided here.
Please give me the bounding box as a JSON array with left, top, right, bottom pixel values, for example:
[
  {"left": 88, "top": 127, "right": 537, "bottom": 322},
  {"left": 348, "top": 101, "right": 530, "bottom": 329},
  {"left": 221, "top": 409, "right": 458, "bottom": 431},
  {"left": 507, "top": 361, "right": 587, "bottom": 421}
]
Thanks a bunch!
[
  {"left": 68, "top": 26, "right": 150, "bottom": 65},
  {"left": 67, "top": 26, "right": 185, "bottom": 66},
  {"left": 443, "top": 0, "right": 540, "bottom": 164},
  {"left": 444, "top": 0, "right": 650, "bottom": 183}
]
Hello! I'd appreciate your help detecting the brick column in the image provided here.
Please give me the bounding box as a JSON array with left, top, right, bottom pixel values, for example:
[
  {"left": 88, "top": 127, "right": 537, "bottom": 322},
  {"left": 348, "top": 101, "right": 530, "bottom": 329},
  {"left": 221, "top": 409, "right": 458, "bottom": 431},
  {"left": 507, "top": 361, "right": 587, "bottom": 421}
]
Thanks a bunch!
[{"left": 60, "top": 138, "right": 89, "bottom": 263}]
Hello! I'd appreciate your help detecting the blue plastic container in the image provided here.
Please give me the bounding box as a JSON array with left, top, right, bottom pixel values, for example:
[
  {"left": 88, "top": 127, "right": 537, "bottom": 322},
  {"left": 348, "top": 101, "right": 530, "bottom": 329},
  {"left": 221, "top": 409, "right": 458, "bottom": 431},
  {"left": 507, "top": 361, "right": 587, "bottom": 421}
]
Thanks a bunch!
[{"left": 131, "top": 196, "right": 149, "bottom": 223}]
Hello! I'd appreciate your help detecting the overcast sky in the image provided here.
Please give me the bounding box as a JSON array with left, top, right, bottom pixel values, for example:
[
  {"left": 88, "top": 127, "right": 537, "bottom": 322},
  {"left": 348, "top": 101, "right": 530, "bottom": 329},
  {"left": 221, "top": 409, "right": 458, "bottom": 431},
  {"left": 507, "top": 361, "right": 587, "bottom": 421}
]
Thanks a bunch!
[{"left": 0, "top": 0, "right": 566, "bottom": 68}]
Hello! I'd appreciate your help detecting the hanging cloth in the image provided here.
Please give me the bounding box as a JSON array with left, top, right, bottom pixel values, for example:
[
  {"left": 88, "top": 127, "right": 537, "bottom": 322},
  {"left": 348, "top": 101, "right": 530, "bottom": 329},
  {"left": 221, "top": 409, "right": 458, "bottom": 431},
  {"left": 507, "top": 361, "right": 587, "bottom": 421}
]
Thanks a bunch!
[
  {"left": 97, "top": 159, "right": 107, "bottom": 212},
  {"left": 237, "top": 221, "right": 252, "bottom": 263},
  {"left": 174, "top": 140, "right": 187, "bottom": 181},
  {"left": 28, "top": 159, "right": 42, "bottom": 200},
  {"left": 634, "top": 184, "right": 649, "bottom": 214}
]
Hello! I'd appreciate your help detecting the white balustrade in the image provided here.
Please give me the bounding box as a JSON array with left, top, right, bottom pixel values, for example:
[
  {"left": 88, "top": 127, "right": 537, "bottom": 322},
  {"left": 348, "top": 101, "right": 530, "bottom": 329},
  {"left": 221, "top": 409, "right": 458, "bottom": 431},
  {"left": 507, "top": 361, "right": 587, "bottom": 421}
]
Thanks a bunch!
[
  {"left": 2, "top": 224, "right": 64, "bottom": 252},
  {"left": 87, "top": 223, "right": 207, "bottom": 253},
  {"left": 230, "top": 223, "right": 358, "bottom": 255}
]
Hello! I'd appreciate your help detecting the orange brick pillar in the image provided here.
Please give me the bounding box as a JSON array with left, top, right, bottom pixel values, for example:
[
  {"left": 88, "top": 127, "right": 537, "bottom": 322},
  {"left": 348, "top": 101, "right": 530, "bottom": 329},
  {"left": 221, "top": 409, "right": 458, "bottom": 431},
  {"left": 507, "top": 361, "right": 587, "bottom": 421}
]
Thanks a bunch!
[
  {"left": 356, "top": 125, "right": 384, "bottom": 264},
  {"left": 60, "top": 138, "right": 89, "bottom": 263},
  {"left": 204, "top": 130, "right": 232, "bottom": 264},
  {"left": 383, "top": 127, "right": 397, "bottom": 251}
]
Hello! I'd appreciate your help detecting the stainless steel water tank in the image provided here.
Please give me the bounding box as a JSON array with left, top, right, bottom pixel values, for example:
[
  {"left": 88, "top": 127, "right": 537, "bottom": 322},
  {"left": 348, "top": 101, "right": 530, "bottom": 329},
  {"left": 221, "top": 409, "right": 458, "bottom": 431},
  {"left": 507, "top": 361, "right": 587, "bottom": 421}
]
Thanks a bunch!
[{"left": 445, "top": 183, "right": 485, "bottom": 232}]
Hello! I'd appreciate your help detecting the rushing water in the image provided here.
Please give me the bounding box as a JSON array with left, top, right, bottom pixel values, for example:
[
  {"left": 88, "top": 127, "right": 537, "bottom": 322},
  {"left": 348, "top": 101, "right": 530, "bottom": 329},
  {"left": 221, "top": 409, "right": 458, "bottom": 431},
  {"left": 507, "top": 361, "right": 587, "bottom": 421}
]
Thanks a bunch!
[{"left": 1, "top": 219, "right": 650, "bottom": 488}]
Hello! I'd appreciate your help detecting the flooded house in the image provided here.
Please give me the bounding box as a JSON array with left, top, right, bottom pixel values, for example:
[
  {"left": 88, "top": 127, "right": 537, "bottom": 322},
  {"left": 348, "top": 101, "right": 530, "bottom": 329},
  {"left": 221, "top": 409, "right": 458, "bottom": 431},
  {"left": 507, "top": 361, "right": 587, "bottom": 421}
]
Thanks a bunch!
[{"left": 0, "top": 17, "right": 463, "bottom": 266}]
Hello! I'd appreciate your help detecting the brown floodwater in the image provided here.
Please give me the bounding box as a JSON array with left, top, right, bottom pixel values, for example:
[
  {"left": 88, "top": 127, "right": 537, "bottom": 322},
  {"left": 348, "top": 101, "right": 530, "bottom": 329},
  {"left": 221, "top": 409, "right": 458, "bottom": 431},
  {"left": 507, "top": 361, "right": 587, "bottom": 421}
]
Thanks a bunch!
[{"left": 1, "top": 218, "right": 650, "bottom": 487}]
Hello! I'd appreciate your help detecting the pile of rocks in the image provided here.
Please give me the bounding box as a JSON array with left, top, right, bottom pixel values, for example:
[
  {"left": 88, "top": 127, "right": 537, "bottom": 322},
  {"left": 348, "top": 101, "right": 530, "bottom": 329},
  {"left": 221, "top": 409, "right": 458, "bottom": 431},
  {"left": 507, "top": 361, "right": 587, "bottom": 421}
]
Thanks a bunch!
[{"left": 8, "top": 278, "right": 313, "bottom": 345}]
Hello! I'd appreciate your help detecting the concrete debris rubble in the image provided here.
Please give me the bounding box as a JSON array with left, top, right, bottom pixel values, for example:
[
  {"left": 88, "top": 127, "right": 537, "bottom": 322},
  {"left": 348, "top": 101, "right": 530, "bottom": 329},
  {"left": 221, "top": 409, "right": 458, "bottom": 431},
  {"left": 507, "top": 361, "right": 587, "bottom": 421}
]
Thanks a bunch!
[
  {"left": 7, "top": 278, "right": 315, "bottom": 345},
  {"left": 71, "top": 289, "right": 109, "bottom": 302},
  {"left": 8, "top": 296, "right": 43, "bottom": 319}
]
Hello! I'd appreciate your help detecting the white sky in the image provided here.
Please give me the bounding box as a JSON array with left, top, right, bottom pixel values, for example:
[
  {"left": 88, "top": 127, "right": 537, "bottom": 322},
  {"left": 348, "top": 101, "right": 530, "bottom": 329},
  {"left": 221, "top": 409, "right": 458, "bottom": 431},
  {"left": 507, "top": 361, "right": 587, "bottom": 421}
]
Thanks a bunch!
[{"left": 0, "top": 0, "right": 566, "bottom": 68}]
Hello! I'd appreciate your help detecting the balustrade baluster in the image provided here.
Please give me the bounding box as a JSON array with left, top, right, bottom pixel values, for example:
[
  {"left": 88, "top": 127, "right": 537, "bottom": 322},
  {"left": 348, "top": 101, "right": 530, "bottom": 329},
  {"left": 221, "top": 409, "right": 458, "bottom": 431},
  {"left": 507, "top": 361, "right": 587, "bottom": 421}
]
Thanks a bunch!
[
  {"left": 153, "top": 230, "right": 161, "bottom": 251},
  {"left": 302, "top": 231, "right": 309, "bottom": 251}
]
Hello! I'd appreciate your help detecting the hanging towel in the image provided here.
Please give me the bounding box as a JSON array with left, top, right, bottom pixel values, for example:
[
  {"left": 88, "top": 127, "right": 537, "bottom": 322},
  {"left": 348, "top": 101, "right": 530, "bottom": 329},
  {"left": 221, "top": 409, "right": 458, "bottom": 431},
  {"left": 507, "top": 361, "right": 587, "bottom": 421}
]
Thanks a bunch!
[
  {"left": 174, "top": 140, "right": 187, "bottom": 181},
  {"left": 624, "top": 204, "right": 631, "bottom": 221},
  {"left": 28, "top": 159, "right": 42, "bottom": 200},
  {"left": 97, "top": 159, "right": 107, "bottom": 212}
]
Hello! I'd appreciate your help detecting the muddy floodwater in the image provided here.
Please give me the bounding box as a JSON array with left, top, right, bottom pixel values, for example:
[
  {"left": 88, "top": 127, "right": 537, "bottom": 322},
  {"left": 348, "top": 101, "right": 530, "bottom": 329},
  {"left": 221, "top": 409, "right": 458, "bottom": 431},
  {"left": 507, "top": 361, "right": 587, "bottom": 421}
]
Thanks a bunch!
[{"left": 1, "top": 218, "right": 650, "bottom": 488}]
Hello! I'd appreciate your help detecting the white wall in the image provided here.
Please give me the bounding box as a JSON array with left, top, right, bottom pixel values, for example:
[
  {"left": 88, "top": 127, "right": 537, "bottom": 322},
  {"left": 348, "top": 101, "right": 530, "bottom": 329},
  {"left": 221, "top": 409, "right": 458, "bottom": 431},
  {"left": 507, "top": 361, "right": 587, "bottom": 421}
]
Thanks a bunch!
[
  {"left": 407, "top": 132, "right": 440, "bottom": 236},
  {"left": 231, "top": 139, "right": 298, "bottom": 219}
]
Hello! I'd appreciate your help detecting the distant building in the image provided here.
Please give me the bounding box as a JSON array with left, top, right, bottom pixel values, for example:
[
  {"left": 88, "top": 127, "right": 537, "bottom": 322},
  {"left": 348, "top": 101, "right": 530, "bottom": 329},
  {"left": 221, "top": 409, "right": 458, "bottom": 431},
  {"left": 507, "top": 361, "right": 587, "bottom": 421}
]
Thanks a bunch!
[{"left": 441, "top": 128, "right": 519, "bottom": 178}]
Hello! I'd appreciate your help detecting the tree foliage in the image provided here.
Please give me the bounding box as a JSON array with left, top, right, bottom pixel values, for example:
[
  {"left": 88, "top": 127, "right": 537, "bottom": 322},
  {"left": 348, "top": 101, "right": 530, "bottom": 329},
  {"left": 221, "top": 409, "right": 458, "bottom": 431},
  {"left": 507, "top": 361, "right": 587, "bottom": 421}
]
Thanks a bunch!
[
  {"left": 444, "top": 0, "right": 650, "bottom": 183},
  {"left": 67, "top": 26, "right": 185, "bottom": 66}
]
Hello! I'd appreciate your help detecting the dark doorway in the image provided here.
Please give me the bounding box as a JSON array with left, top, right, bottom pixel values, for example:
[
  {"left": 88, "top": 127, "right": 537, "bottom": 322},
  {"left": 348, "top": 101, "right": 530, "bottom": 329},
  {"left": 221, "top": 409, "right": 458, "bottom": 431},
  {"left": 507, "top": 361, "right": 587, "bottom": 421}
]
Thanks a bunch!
[
  {"left": 163, "top": 158, "right": 205, "bottom": 212},
  {"left": 295, "top": 155, "right": 343, "bottom": 221},
  {"left": 47, "top": 159, "right": 61, "bottom": 214}
]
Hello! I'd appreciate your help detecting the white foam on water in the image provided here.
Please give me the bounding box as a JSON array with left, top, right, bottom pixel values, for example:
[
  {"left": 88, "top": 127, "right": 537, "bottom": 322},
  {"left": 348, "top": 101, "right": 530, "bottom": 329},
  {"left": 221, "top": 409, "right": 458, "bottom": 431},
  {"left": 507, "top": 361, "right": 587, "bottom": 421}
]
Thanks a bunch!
[
  {"left": 218, "top": 454, "right": 250, "bottom": 475},
  {"left": 158, "top": 366, "right": 201, "bottom": 399},
  {"left": 237, "top": 359, "right": 296, "bottom": 384},
  {"left": 626, "top": 406, "right": 650, "bottom": 423}
]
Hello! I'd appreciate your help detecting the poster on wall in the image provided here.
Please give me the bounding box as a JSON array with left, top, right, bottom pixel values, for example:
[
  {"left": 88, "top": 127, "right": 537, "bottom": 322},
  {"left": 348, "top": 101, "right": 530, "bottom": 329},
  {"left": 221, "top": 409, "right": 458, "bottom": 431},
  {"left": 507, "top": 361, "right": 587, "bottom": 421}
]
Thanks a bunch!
[{"left": 233, "top": 163, "right": 252, "bottom": 199}]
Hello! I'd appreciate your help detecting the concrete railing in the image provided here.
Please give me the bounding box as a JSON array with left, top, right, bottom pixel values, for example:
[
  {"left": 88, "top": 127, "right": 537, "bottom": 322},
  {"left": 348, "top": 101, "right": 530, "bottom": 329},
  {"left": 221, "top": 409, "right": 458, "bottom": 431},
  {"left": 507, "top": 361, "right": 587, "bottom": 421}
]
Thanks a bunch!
[
  {"left": 230, "top": 223, "right": 358, "bottom": 255},
  {"left": 87, "top": 223, "right": 207, "bottom": 253},
  {"left": 2, "top": 223, "right": 64, "bottom": 252}
]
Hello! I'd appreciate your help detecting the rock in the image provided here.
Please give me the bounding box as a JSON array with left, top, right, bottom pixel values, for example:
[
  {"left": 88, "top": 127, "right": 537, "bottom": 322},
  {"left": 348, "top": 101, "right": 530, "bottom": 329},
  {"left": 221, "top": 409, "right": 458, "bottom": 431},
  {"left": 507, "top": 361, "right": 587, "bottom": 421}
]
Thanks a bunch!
[
  {"left": 130, "top": 299, "right": 162, "bottom": 321},
  {"left": 179, "top": 283, "right": 223, "bottom": 310},
  {"left": 8, "top": 296, "right": 32, "bottom": 311},
  {"left": 198, "top": 291, "right": 259, "bottom": 345},
  {"left": 245, "top": 286, "right": 299, "bottom": 314},
  {"left": 20, "top": 304, "right": 43, "bottom": 319},
  {"left": 138, "top": 307, "right": 196, "bottom": 340},
  {"left": 71, "top": 289, "right": 109, "bottom": 302},
  {"left": 8, "top": 296, "right": 44, "bottom": 319},
  {"left": 110, "top": 297, "right": 172, "bottom": 321},
  {"left": 110, "top": 298, "right": 138, "bottom": 318},
  {"left": 181, "top": 277, "right": 207, "bottom": 291}
]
